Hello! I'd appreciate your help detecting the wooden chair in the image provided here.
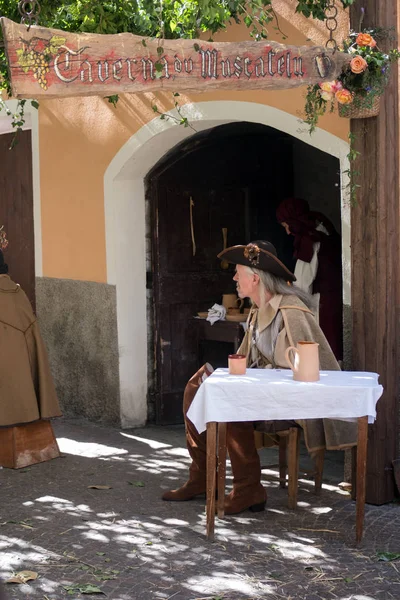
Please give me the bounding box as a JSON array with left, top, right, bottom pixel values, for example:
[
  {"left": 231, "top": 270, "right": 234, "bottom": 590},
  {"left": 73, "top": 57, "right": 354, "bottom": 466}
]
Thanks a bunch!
[{"left": 255, "top": 428, "right": 325, "bottom": 509}]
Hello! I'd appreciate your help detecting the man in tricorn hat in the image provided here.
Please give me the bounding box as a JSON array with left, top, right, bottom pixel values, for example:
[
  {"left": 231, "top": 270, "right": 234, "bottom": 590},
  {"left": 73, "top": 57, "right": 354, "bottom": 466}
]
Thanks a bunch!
[{"left": 162, "top": 241, "right": 356, "bottom": 515}]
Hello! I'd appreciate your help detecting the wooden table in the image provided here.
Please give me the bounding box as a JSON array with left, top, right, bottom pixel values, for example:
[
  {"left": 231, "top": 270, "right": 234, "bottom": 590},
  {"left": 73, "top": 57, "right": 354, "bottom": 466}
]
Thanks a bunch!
[
  {"left": 186, "top": 368, "right": 383, "bottom": 544},
  {"left": 192, "top": 318, "right": 245, "bottom": 353}
]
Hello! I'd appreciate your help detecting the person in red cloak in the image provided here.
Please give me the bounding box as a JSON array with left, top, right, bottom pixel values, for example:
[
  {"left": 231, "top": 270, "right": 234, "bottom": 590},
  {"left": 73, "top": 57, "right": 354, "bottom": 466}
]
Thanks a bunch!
[{"left": 276, "top": 197, "right": 343, "bottom": 361}]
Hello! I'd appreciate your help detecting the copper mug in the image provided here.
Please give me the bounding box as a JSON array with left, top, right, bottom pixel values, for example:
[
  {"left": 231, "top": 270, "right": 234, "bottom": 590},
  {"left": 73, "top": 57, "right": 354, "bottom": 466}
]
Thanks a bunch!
[
  {"left": 228, "top": 354, "right": 247, "bottom": 375},
  {"left": 285, "top": 341, "right": 320, "bottom": 382}
]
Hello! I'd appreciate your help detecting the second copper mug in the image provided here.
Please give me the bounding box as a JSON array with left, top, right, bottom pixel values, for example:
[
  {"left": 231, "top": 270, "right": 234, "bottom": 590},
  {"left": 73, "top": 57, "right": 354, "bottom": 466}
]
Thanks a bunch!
[
  {"left": 228, "top": 354, "right": 247, "bottom": 375},
  {"left": 285, "top": 341, "right": 320, "bottom": 382}
]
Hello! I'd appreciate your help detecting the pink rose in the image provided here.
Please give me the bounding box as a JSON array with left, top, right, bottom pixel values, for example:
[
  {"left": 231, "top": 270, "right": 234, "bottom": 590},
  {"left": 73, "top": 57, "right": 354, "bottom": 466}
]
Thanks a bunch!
[{"left": 320, "top": 81, "right": 336, "bottom": 93}]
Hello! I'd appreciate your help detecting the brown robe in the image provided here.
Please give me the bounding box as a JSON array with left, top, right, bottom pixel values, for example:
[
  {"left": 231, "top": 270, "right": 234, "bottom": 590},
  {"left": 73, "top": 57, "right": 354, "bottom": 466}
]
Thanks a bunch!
[
  {"left": 238, "top": 293, "right": 357, "bottom": 452},
  {"left": 0, "top": 275, "right": 62, "bottom": 427}
]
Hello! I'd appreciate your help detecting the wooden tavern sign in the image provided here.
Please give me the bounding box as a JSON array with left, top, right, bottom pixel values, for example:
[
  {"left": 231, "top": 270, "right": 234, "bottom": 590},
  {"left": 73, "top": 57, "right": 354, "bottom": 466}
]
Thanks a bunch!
[{"left": 1, "top": 18, "right": 349, "bottom": 99}]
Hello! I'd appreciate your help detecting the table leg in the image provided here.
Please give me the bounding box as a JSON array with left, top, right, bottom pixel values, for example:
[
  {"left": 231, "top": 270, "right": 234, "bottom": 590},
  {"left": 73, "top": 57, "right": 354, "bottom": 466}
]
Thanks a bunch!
[
  {"left": 288, "top": 427, "right": 300, "bottom": 510},
  {"left": 351, "top": 446, "right": 357, "bottom": 502},
  {"left": 206, "top": 422, "right": 217, "bottom": 541},
  {"left": 278, "top": 435, "right": 288, "bottom": 489},
  {"left": 313, "top": 449, "right": 325, "bottom": 496},
  {"left": 217, "top": 423, "right": 227, "bottom": 518},
  {"left": 356, "top": 416, "right": 368, "bottom": 544}
]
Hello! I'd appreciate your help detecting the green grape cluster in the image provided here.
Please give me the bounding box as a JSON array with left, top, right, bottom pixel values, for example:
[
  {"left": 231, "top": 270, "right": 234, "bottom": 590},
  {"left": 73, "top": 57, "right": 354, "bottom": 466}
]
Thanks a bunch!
[{"left": 27, "top": 49, "right": 50, "bottom": 90}]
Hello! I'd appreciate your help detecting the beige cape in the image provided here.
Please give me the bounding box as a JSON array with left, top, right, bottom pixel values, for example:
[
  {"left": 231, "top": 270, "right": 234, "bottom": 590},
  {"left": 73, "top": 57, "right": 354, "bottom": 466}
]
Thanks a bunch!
[{"left": 0, "top": 275, "right": 62, "bottom": 427}]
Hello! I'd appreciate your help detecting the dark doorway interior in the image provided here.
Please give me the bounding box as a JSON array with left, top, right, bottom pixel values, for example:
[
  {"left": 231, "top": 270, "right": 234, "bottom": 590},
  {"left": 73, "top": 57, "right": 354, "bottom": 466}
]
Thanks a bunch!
[
  {"left": 0, "top": 131, "right": 35, "bottom": 309},
  {"left": 146, "top": 122, "right": 341, "bottom": 424}
]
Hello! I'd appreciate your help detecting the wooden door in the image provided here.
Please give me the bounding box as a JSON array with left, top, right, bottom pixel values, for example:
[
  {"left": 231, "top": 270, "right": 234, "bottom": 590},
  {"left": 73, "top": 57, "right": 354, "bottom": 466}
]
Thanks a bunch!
[
  {"left": 151, "top": 181, "right": 247, "bottom": 424},
  {"left": 0, "top": 131, "right": 35, "bottom": 309}
]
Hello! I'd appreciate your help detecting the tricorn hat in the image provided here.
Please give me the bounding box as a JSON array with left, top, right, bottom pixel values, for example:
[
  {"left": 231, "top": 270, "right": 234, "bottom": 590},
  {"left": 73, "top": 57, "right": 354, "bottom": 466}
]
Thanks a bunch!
[{"left": 217, "top": 240, "right": 296, "bottom": 282}]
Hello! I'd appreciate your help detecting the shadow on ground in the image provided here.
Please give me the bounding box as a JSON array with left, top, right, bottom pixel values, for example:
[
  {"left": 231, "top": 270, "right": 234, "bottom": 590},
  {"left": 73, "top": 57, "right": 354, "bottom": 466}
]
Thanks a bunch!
[{"left": 0, "top": 418, "right": 399, "bottom": 599}]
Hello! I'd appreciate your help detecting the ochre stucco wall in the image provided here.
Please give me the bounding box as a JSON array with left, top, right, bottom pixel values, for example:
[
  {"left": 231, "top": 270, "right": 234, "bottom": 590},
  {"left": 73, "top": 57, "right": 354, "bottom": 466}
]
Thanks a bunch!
[{"left": 38, "top": 13, "right": 349, "bottom": 283}]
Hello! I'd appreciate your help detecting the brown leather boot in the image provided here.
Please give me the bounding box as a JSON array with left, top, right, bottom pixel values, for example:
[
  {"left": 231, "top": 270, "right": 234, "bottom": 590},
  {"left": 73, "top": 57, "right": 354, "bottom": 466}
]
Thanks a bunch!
[
  {"left": 224, "top": 422, "right": 267, "bottom": 515},
  {"left": 162, "top": 364, "right": 213, "bottom": 502},
  {"left": 162, "top": 479, "right": 206, "bottom": 501},
  {"left": 223, "top": 485, "right": 266, "bottom": 514}
]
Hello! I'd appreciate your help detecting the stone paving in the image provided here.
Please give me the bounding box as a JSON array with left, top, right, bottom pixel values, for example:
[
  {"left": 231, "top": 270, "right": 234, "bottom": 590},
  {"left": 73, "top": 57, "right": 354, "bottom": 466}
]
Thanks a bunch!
[{"left": 0, "top": 417, "right": 399, "bottom": 600}]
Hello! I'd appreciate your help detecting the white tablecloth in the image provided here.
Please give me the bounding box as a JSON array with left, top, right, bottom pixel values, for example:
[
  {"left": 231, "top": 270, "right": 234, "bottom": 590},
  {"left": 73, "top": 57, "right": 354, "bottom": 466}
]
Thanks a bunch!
[{"left": 187, "top": 368, "right": 383, "bottom": 434}]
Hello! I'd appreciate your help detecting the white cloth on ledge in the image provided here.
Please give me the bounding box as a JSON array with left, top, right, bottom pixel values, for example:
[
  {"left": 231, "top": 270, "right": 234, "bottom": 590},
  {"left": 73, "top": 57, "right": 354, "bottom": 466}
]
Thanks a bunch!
[
  {"left": 187, "top": 368, "right": 383, "bottom": 434},
  {"left": 206, "top": 303, "right": 226, "bottom": 325}
]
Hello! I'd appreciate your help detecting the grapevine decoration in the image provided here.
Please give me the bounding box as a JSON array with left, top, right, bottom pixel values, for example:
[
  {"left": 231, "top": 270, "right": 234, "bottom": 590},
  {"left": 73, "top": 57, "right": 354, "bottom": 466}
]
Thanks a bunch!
[{"left": 16, "top": 35, "right": 66, "bottom": 91}]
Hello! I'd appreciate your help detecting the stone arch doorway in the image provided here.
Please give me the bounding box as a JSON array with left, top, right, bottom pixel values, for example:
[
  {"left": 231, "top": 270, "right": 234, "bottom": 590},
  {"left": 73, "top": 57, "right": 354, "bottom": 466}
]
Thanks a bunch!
[
  {"left": 146, "top": 121, "right": 344, "bottom": 424},
  {"left": 104, "top": 100, "right": 350, "bottom": 428}
]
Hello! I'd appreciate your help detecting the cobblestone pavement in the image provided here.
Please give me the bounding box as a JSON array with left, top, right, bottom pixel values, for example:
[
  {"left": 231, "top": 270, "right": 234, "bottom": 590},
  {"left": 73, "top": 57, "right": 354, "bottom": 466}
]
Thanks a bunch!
[{"left": 0, "top": 417, "right": 399, "bottom": 600}]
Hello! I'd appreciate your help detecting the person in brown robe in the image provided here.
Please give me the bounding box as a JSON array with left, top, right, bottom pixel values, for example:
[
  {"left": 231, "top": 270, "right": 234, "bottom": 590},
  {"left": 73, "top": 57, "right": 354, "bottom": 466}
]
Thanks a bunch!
[
  {"left": 0, "top": 249, "right": 61, "bottom": 427},
  {"left": 276, "top": 198, "right": 343, "bottom": 361},
  {"left": 162, "top": 241, "right": 356, "bottom": 515}
]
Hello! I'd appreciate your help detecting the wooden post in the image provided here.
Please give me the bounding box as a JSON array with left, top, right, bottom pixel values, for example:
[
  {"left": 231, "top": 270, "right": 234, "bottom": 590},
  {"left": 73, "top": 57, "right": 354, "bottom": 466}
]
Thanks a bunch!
[{"left": 350, "top": 1, "right": 400, "bottom": 504}]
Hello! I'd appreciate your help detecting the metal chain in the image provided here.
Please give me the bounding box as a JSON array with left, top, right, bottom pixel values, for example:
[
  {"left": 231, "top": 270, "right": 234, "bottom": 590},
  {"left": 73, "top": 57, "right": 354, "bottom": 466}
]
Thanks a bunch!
[
  {"left": 18, "top": 0, "right": 41, "bottom": 30},
  {"left": 325, "top": 0, "right": 338, "bottom": 52}
]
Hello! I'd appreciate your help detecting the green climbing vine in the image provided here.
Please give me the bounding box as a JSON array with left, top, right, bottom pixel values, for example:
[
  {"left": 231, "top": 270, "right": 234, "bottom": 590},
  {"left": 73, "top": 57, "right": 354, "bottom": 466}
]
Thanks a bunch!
[{"left": 343, "top": 131, "right": 361, "bottom": 205}]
